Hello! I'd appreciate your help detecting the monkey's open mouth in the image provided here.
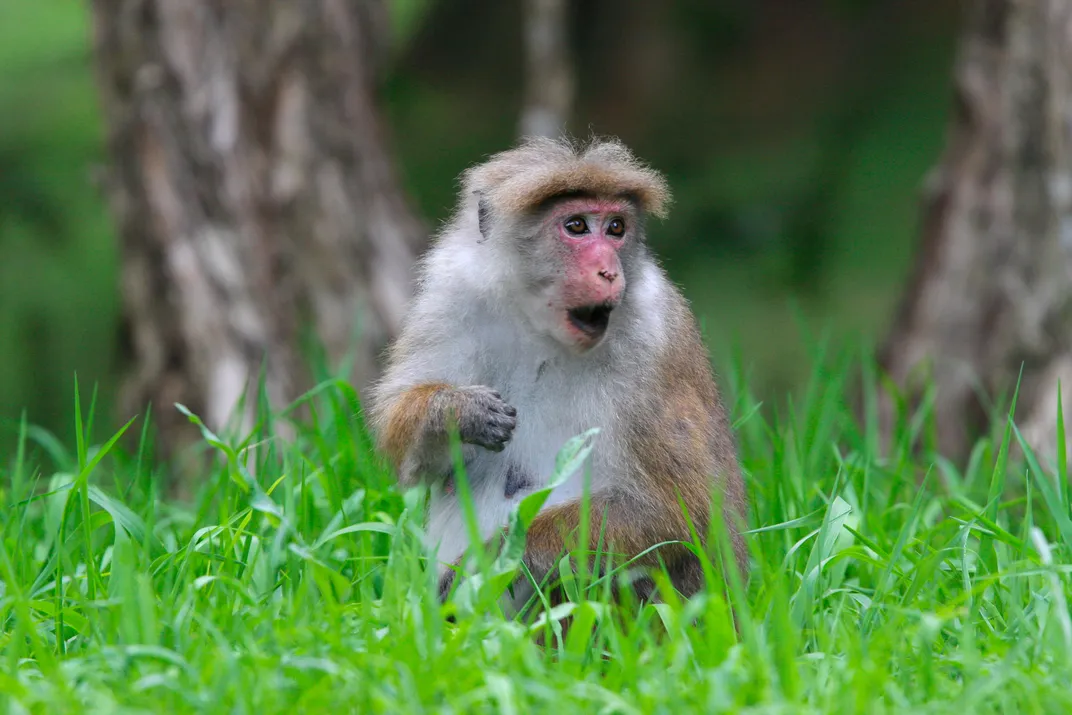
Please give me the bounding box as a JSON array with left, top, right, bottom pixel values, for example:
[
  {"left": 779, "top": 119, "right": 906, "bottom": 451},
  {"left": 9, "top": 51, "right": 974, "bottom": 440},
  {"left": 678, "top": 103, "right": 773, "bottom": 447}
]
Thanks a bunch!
[{"left": 567, "top": 303, "right": 613, "bottom": 340}]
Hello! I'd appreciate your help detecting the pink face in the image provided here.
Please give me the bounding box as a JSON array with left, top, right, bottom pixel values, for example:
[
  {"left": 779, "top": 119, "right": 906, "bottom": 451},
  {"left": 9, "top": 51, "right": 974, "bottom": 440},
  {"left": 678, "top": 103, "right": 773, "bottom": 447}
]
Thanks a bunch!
[{"left": 543, "top": 197, "right": 632, "bottom": 350}]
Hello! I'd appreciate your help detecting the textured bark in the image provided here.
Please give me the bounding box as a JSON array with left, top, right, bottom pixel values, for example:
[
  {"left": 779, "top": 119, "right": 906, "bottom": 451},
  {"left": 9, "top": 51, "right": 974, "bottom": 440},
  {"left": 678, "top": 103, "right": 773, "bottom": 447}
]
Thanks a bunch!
[
  {"left": 519, "top": 0, "right": 574, "bottom": 138},
  {"left": 881, "top": 0, "right": 1072, "bottom": 463},
  {"left": 90, "top": 0, "right": 424, "bottom": 477}
]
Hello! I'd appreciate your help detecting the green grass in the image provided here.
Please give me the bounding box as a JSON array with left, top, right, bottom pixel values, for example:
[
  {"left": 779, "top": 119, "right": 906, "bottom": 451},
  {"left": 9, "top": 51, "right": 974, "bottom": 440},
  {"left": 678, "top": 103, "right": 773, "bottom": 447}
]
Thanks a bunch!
[{"left": 2, "top": 347, "right": 1072, "bottom": 714}]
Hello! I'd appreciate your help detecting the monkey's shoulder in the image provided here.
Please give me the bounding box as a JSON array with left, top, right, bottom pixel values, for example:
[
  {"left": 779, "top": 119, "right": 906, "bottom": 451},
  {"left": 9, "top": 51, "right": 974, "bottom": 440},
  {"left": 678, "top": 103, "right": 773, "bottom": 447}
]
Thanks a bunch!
[{"left": 620, "top": 286, "right": 736, "bottom": 481}]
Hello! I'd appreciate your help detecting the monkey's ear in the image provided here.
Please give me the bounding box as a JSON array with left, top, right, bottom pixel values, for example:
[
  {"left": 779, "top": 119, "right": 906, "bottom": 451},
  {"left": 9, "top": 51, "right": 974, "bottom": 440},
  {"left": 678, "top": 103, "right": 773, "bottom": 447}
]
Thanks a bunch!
[{"left": 476, "top": 192, "right": 491, "bottom": 239}]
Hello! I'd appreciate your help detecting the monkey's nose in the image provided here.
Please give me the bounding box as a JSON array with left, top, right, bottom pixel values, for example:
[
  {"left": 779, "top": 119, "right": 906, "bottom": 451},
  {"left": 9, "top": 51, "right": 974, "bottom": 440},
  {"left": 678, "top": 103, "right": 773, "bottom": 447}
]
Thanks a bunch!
[{"left": 598, "top": 268, "right": 618, "bottom": 283}]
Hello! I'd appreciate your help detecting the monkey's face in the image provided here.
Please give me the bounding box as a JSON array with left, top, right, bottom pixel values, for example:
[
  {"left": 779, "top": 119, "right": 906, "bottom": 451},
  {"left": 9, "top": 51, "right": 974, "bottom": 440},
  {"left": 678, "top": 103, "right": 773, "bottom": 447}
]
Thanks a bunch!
[{"left": 517, "top": 197, "right": 636, "bottom": 353}]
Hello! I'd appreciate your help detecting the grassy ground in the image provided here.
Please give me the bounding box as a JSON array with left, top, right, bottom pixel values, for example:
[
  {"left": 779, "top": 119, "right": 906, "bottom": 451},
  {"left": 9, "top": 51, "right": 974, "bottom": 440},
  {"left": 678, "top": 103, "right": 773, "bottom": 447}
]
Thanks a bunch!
[{"left": 2, "top": 346, "right": 1071, "bottom": 714}]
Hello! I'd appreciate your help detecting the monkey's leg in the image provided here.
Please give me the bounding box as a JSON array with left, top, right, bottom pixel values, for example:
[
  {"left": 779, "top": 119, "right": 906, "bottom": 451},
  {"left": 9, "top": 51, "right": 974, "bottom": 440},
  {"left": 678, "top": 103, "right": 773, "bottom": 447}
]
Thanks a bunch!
[
  {"left": 520, "top": 492, "right": 702, "bottom": 598},
  {"left": 438, "top": 488, "right": 705, "bottom": 593}
]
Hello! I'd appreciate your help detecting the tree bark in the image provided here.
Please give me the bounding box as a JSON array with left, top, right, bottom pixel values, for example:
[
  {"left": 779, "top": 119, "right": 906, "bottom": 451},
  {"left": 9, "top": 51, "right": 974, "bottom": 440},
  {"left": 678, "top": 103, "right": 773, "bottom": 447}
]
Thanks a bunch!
[
  {"left": 90, "top": 0, "right": 424, "bottom": 478},
  {"left": 519, "top": 0, "right": 574, "bottom": 138},
  {"left": 880, "top": 0, "right": 1072, "bottom": 464}
]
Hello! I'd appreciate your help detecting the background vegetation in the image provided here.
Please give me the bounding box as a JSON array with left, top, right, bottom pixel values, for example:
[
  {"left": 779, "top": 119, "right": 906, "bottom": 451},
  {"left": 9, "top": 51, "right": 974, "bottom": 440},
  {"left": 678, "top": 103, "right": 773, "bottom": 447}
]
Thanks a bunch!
[{"left": 0, "top": 0, "right": 958, "bottom": 446}]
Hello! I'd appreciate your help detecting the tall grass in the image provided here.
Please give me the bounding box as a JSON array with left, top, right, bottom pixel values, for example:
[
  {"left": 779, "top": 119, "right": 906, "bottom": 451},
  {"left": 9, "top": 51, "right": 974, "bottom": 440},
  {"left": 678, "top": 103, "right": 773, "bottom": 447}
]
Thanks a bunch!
[{"left": 1, "top": 346, "right": 1071, "bottom": 714}]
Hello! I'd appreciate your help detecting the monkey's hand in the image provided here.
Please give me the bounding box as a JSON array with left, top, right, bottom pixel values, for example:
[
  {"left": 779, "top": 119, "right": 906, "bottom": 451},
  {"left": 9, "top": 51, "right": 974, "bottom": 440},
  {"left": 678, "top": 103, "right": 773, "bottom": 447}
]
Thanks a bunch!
[
  {"left": 437, "top": 526, "right": 511, "bottom": 604},
  {"left": 438, "top": 564, "right": 458, "bottom": 604},
  {"left": 451, "top": 386, "right": 517, "bottom": 452}
]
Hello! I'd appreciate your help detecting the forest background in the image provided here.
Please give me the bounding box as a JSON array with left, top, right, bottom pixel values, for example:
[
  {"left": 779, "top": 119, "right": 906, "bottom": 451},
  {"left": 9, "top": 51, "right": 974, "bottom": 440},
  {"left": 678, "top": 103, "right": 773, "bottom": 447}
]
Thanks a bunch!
[{"left": 0, "top": 0, "right": 960, "bottom": 450}]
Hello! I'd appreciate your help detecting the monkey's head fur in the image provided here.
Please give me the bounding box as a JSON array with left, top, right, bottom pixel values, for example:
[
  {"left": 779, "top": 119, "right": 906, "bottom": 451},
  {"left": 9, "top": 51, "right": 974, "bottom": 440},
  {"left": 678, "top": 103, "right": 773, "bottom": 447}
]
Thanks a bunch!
[
  {"left": 462, "top": 135, "right": 671, "bottom": 221},
  {"left": 447, "top": 136, "right": 673, "bottom": 354}
]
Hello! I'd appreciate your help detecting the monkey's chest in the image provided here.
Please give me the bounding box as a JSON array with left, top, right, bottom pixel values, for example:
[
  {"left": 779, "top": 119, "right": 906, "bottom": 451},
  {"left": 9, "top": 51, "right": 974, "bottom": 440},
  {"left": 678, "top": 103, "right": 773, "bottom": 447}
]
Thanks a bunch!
[
  {"left": 426, "top": 352, "right": 617, "bottom": 565},
  {"left": 477, "top": 410, "right": 605, "bottom": 499},
  {"left": 428, "top": 413, "right": 611, "bottom": 567}
]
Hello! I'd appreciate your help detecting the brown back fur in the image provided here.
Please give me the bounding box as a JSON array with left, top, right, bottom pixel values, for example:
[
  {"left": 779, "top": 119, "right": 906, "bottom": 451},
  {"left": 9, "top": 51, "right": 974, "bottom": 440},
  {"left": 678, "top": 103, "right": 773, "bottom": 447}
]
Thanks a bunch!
[{"left": 626, "top": 291, "right": 750, "bottom": 587}]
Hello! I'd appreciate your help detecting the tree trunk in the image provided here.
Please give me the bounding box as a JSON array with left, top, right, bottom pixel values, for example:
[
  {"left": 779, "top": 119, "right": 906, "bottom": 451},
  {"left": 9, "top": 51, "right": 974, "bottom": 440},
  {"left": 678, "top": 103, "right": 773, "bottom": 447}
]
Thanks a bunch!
[
  {"left": 90, "top": 0, "right": 424, "bottom": 480},
  {"left": 880, "top": 0, "right": 1072, "bottom": 464},
  {"left": 519, "top": 0, "right": 574, "bottom": 138}
]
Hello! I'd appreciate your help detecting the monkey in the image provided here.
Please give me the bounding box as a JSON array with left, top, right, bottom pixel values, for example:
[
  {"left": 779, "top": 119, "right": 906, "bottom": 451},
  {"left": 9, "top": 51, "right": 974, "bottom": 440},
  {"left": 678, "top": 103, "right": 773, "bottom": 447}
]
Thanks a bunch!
[{"left": 367, "top": 136, "right": 749, "bottom": 615}]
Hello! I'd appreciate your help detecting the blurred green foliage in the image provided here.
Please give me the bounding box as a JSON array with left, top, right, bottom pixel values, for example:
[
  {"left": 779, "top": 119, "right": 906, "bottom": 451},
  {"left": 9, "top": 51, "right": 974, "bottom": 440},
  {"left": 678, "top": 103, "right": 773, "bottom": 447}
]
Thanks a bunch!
[
  {"left": 0, "top": 0, "right": 118, "bottom": 447},
  {"left": 0, "top": 0, "right": 957, "bottom": 446}
]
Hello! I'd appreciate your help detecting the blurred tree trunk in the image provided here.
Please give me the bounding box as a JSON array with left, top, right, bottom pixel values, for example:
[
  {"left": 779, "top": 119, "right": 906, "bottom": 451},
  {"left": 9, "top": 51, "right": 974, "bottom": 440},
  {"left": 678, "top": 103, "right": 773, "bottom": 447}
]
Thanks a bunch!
[
  {"left": 90, "top": 0, "right": 424, "bottom": 484},
  {"left": 881, "top": 0, "right": 1072, "bottom": 463},
  {"left": 519, "top": 0, "right": 573, "bottom": 138}
]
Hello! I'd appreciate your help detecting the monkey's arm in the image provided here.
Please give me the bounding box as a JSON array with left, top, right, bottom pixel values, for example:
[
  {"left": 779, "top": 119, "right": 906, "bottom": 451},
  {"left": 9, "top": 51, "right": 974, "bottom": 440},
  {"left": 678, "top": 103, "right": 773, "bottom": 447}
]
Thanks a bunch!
[{"left": 371, "top": 383, "right": 517, "bottom": 486}]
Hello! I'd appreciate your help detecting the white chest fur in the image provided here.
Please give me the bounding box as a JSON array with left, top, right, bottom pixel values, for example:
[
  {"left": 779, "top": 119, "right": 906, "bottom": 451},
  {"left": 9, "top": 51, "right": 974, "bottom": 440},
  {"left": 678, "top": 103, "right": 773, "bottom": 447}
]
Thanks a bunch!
[{"left": 425, "top": 335, "right": 621, "bottom": 568}]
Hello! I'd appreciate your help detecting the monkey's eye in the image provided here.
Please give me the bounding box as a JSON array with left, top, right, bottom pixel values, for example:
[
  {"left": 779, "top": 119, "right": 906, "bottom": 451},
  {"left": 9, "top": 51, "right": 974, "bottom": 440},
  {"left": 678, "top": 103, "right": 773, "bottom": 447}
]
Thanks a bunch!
[
  {"left": 564, "top": 216, "right": 589, "bottom": 235},
  {"left": 607, "top": 218, "right": 625, "bottom": 237}
]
